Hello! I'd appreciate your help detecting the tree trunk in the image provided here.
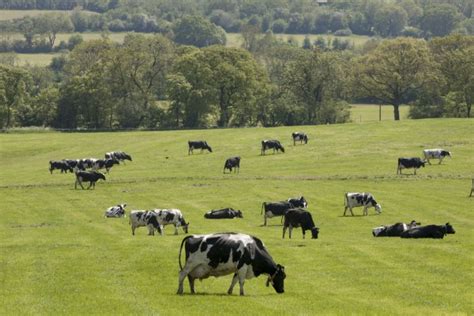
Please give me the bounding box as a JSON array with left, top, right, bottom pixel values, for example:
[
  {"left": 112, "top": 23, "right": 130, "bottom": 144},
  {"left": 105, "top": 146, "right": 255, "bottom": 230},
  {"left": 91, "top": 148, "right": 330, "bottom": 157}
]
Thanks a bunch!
[{"left": 393, "top": 104, "right": 400, "bottom": 121}]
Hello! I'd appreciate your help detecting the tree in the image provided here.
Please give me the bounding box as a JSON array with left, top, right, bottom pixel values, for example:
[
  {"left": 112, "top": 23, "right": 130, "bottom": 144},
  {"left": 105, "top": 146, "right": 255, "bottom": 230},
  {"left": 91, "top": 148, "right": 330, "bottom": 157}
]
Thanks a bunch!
[
  {"left": 0, "top": 65, "right": 31, "bottom": 128},
  {"left": 421, "top": 4, "right": 460, "bottom": 37},
  {"left": 430, "top": 35, "right": 474, "bottom": 117},
  {"left": 355, "top": 38, "right": 439, "bottom": 120},
  {"left": 35, "top": 13, "right": 74, "bottom": 49},
  {"left": 173, "top": 15, "right": 226, "bottom": 47},
  {"left": 283, "top": 50, "right": 351, "bottom": 124},
  {"left": 373, "top": 4, "right": 408, "bottom": 37}
]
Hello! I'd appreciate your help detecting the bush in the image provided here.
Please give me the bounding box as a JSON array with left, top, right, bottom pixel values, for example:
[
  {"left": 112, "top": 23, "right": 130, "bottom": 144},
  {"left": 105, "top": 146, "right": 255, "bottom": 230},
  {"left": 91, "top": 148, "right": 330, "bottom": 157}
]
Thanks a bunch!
[
  {"left": 334, "top": 28, "right": 352, "bottom": 36},
  {"left": 271, "top": 19, "right": 287, "bottom": 33}
]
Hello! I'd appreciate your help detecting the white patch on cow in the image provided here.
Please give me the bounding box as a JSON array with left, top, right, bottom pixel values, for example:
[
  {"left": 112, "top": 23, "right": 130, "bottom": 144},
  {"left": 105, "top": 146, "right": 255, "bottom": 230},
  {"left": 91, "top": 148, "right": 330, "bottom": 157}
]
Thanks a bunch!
[
  {"left": 402, "top": 223, "right": 408, "bottom": 232},
  {"left": 372, "top": 226, "right": 385, "bottom": 236}
]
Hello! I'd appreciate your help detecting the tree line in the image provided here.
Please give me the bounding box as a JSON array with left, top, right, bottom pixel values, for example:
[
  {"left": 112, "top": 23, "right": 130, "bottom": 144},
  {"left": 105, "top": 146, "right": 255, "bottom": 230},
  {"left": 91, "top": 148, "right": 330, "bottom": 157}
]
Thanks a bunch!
[
  {"left": 1, "top": 33, "right": 472, "bottom": 129},
  {"left": 1, "top": 0, "right": 473, "bottom": 43}
]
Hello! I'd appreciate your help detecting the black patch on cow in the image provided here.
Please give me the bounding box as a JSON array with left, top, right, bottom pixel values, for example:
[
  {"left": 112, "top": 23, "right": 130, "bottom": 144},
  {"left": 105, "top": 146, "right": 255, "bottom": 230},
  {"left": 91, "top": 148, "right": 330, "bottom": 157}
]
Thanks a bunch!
[
  {"left": 206, "top": 236, "right": 242, "bottom": 268},
  {"left": 165, "top": 213, "right": 175, "bottom": 222}
]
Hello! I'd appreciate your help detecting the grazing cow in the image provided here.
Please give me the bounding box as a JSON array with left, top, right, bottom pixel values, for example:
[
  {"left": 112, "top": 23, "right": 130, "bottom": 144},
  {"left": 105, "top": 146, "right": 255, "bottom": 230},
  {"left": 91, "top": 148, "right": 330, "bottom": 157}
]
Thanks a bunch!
[
  {"left": 204, "top": 208, "right": 243, "bottom": 219},
  {"left": 105, "top": 151, "right": 132, "bottom": 162},
  {"left": 400, "top": 223, "right": 455, "bottom": 239},
  {"left": 397, "top": 157, "right": 425, "bottom": 175},
  {"left": 188, "top": 141, "right": 212, "bottom": 155},
  {"left": 223, "top": 156, "right": 241, "bottom": 174},
  {"left": 372, "top": 220, "right": 420, "bottom": 237},
  {"left": 261, "top": 140, "right": 285, "bottom": 155},
  {"left": 287, "top": 196, "right": 308, "bottom": 208},
  {"left": 104, "top": 204, "right": 127, "bottom": 218},
  {"left": 344, "top": 192, "right": 381, "bottom": 216},
  {"left": 154, "top": 209, "right": 189, "bottom": 235},
  {"left": 282, "top": 209, "right": 319, "bottom": 239},
  {"left": 177, "top": 233, "right": 286, "bottom": 296},
  {"left": 63, "top": 159, "right": 82, "bottom": 170},
  {"left": 423, "top": 149, "right": 451, "bottom": 165},
  {"left": 77, "top": 158, "right": 97, "bottom": 170},
  {"left": 74, "top": 170, "right": 106, "bottom": 189},
  {"left": 129, "top": 210, "right": 162, "bottom": 236},
  {"left": 470, "top": 179, "right": 474, "bottom": 197},
  {"left": 49, "top": 160, "right": 73, "bottom": 174},
  {"left": 292, "top": 132, "right": 308, "bottom": 145},
  {"left": 93, "top": 158, "right": 120, "bottom": 173}
]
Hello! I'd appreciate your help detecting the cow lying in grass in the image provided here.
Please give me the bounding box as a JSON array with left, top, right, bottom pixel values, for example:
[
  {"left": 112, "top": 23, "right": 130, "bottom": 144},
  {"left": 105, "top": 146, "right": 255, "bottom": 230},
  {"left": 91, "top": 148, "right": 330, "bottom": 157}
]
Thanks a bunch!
[
  {"left": 400, "top": 223, "right": 455, "bottom": 239},
  {"left": 204, "top": 208, "right": 243, "bottom": 219},
  {"left": 372, "top": 220, "right": 420, "bottom": 237}
]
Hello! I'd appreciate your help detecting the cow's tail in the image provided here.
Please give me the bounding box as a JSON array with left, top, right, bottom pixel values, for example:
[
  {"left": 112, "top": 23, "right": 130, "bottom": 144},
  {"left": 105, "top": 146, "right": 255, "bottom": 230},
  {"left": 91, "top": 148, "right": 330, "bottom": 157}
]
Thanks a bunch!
[
  {"left": 178, "top": 235, "right": 193, "bottom": 271},
  {"left": 261, "top": 202, "right": 265, "bottom": 215}
]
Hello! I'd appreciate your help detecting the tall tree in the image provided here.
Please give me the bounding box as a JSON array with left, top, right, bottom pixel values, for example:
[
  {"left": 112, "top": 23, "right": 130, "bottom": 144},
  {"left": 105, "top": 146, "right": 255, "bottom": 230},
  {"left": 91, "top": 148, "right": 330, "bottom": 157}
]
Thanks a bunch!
[
  {"left": 430, "top": 35, "right": 474, "bottom": 117},
  {"left": 355, "top": 38, "right": 438, "bottom": 120},
  {"left": 0, "top": 65, "right": 31, "bottom": 128},
  {"left": 35, "top": 13, "right": 74, "bottom": 49},
  {"left": 421, "top": 4, "right": 460, "bottom": 37},
  {"left": 173, "top": 15, "right": 226, "bottom": 47},
  {"left": 373, "top": 4, "right": 408, "bottom": 37}
]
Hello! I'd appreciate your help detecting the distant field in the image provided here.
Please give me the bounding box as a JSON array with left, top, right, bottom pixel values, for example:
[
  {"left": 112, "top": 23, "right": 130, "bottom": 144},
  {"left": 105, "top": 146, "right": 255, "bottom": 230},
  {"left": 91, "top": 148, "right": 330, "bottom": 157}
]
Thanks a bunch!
[
  {"left": 0, "top": 9, "right": 98, "bottom": 21},
  {"left": 2, "top": 53, "right": 60, "bottom": 66},
  {"left": 350, "top": 104, "right": 409, "bottom": 122},
  {"left": 227, "top": 33, "right": 372, "bottom": 48},
  {"left": 0, "top": 119, "right": 473, "bottom": 315}
]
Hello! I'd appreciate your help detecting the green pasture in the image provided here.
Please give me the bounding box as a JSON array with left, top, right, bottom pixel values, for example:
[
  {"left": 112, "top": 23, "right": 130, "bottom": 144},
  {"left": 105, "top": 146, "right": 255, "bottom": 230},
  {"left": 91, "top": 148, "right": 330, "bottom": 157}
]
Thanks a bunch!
[
  {"left": 1, "top": 119, "right": 473, "bottom": 315},
  {"left": 350, "top": 104, "right": 409, "bottom": 122}
]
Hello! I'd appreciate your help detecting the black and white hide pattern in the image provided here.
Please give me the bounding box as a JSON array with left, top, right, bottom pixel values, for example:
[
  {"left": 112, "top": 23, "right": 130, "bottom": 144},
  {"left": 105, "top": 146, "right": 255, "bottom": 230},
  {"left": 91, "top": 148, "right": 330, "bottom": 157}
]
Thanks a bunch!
[
  {"left": 129, "top": 210, "right": 162, "bottom": 236},
  {"left": 105, "top": 151, "right": 132, "bottom": 163},
  {"left": 397, "top": 157, "right": 425, "bottom": 175},
  {"left": 154, "top": 209, "right": 189, "bottom": 235},
  {"left": 223, "top": 156, "right": 241, "bottom": 174},
  {"left": 74, "top": 170, "right": 106, "bottom": 189},
  {"left": 204, "top": 208, "right": 243, "bottom": 219},
  {"left": 93, "top": 158, "right": 120, "bottom": 173},
  {"left": 344, "top": 192, "right": 381, "bottom": 216},
  {"left": 49, "top": 160, "right": 73, "bottom": 174},
  {"left": 104, "top": 204, "right": 127, "bottom": 218},
  {"left": 177, "top": 233, "right": 286, "bottom": 296},
  {"left": 400, "top": 223, "right": 455, "bottom": 239},
  {"left": 292, "top": 132, "right": 308, "bottom": 145},
  {"left": 372, "top": 220, "right": 420, "bottom": 237},
  {"left": 282, "top": 208, "right": 319, "bottom": 239},
  {"left": 261, "top": 140, "right": 285, "bottom": 155},
  {"left": 422, "top": 149, "right": 451, "bottom": 165},
  {"left": 261, "top": 196, "right": 308, "bottom": 226},
  {"left": 188, "top": 141, "right": 212, "bottom": 155}
]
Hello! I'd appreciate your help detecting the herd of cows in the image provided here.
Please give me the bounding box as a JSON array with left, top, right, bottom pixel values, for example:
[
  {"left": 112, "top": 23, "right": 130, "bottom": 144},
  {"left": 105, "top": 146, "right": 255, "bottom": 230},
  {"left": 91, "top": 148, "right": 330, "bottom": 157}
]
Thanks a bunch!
[{"left": 49, "top": 133, "right": 457, "bottom": 295}]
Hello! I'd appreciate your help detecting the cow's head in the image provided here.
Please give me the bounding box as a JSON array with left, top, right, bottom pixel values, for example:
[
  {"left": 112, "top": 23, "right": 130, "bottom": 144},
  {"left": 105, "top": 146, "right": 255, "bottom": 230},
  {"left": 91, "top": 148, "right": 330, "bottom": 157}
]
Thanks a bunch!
[
  {"left": 279, "top": 145, "right": 285, "bottom": 153},
  {"left": 124, "top": 154, "right": 132, "bottom": 161},
  {"left": 310, "top": 227, "right": 319, "bottom": 239},
  {"left": 182, "top": 222, "right": 189, "bottom": 234},
  {"left": 97, "top": 172, "right": 106, "bottom": 181},
  {"left": 372, "top": 226, "right": 386, "bottom": 237},
  {"left": 266, "top": 264, "right": 286, "bottom": 294},
  {"left": 304, "top": 135, "right": 308, "bottom": 144},
  {"left": 445, "top": 222, "right": 455, "bottom": 234},
  {"left": 409, "top": 220, "right": 421, "bottom": 227},
  {"left": 375, "top": 204, "right": 382, "bottom": 214},
  {"left": 236, "top": 210, "right": 243, "bottom": 218}
]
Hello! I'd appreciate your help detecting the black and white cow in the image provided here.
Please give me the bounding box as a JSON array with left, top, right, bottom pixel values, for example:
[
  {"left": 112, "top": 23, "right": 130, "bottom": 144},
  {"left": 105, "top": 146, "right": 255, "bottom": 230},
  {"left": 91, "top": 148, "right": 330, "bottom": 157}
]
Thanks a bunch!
[
  {"left": 63, "top": 159, "right": 82, "bottom": 170},
  {"left": 223, "top": 156, "right": 241, "bottom": 174},
  {"left": 105, "top": 151, "right": 132, "bottom": 162},
  {"left": 204, "top": 208, "right": 243, "bottom": 219},
  {"left": 397, "top": 157, "right": 425, "bottom": 175},
  {"left": 344, "top": 192, "right": 381, "bottom": 216},
  {"left": 400, "top": 223, "right": 455, "bottom": 239},
  {"left": 154, "top": 209, "right": 189, "bottom": 235},
  {"left": 423, "top": 149, "right": 451, "bottom": 165},
  {"left": 93, "top": 158, "right": 120, "bottom": 173},
  {"left": 188, "top": 141, "right": 212, "bottom": 155},
  {"left": 261, "top": 140, "right": 285, "bottom": 155},
  {"left": 49, "top": 160, "right": 73, "bottom": 174},
  {"left": 292, "top": 132, "right": 308, "bottom": 145},
  {"left": 74, "top": 170, "right": 106, "bottom": 189},
  {"left": 104, "top": 204, "right": 127, "bottom": 218},
  {"left": 372, "top": 220, "right": 420, "bottom": 237},
  {"left": 177, "top": 233, "right": 286, "bottom": 296},
  {"left": 77, "top": 158, "right": 98, "bottom": 170},
  {"left": 283, "top": 209, "right": 319, "bottom": 239},
  {"left": 261, "top": 196, "right": 308, "bottom": 226},
  {"left": 129, "top": 210, "right": 162, "bottom": 235}
]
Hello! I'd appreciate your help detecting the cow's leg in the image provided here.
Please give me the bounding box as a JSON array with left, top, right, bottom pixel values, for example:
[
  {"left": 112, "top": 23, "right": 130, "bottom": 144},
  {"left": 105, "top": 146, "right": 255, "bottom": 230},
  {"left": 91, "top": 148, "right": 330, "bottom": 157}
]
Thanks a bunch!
[
  {"left": 131, "top": 225, "right": 136, "bottom": 236},
  {"left": 349, "top": 207, "right": 354, "bottom": 216},
  {"left": 363, "top": 206, "right": 368, "bottom": 216},
  {"left": 414, "top": 168, "right": 417, "bottom": 175},
  {"left": 302, "top": 228, "right": 305, "bottom": 239},
  {"left": 426, "top": 158, "right": 431, "bottom": 165},
  {"left": 289, "top": 225, "right": 293, "bottom": 239},
  {"left": 188, "top": 276, "right": 196, "bottom": 294},
  {"left": 174, "top": 225, "right": 179, "bottom": 235},
  {"left": 343, "top": 206, "right": 347, "bottom": 216},
  {"left": 177, "top": 263, "right": 198, "bottom": 295},
  {"left": 228, "top": 273, "right": 239, "bottom": 295},
  {"left": 264, "top": 214, "right": 267, "bottom": 226},
  {"left": 282, "top": 225, "right": 287, "bottom": 239}
]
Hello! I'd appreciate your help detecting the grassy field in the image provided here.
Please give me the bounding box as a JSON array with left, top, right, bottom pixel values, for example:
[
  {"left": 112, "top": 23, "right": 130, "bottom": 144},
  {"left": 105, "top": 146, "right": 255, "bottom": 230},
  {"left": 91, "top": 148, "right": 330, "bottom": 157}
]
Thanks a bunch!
[
  {"left": 1, "top": 119, "right": 473, "bottom": 315},
  {"left": 350, "top": 104, "right": 409, "bottom": 122},
  {"left": 226, "top": 32, "right": 371, "bottom": 48}
]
